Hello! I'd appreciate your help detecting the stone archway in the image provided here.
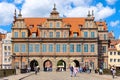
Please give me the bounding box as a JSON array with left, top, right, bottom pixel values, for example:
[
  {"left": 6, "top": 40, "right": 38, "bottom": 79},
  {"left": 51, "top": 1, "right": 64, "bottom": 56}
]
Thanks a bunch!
[
  {"left": 57, "top": 60, "right": 66, "bottom": 71},
  {"left": 43, "top": 60, "right": 52, "bottom": 71},
  {"left": 73, "top": 60, "right": 80, "bottom": 67},
  {"left": 30, "top": 59, "right": 39, "bottom": 71}
]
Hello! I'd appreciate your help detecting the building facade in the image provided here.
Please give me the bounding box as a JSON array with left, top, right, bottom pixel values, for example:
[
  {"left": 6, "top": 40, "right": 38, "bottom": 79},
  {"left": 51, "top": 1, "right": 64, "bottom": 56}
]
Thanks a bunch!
[
  {"left": 108, "top": 40, "right": 120, "bottom": 68},
  {"left": 11, "top": 5, "right": 108, "bottom": 71},
  {"left": 0, "top": 33, "right": 6, "bottom": 69},
  {"left": 2, "top": 33, "right": 12, "bottom": 69}
]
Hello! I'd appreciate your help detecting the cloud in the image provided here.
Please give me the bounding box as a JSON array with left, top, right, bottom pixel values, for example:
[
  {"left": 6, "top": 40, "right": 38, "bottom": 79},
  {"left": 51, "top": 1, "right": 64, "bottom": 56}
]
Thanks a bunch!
[
  {"left": 106, "top": 0, "right": 117, "bottom": 5},
  {"left": 110, "top": 20, "right": 120, "bottom": 27},
  {"left": 0, "top": 0, "right": 116, "bottom": 26},
  {"left": 0, "top": 28, "right": 7, "bottom": 34},
  {"left": 21, "top": 0, "right": 115, "bottom": 21},
  {"left": 0, "top": 2, "right": 16, "bottom": 25},
  {"left": 14, "top": 0, "right": 24, "bottom": 4}
]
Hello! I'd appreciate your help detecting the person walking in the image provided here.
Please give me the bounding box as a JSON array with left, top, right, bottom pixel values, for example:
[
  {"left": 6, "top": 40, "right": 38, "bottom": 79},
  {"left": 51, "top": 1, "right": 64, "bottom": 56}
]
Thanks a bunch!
[
  {"left": 34, "top": 66, "right": 38, "bottom": 75},
  {"left": 112, "top": 69, "right": 116, "bottom": 79},
  {"left": 69, "top": 66, "right": 73, "bottom": 77}
]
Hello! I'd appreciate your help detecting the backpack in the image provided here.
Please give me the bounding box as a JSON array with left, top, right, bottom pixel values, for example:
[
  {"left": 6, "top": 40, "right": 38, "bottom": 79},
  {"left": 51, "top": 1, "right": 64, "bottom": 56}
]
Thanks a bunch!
[{"left": 70, "top": 66, "right": 73, "bottom": 72}]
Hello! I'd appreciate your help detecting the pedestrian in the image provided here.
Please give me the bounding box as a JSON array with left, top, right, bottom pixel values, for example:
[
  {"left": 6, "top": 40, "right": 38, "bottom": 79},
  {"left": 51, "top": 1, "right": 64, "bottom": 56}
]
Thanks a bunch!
[
  {"left": 34, "top": 66, "right": 38, "bottom": 75},
  {"left": 112, "top": 69, "right": 116, "bottom": 79},
  {"left": 69, "top": 66, "right": 73, "bottom": 77},
  {"left": 73, "top": 67, "right": 78, "bottom": 77}
]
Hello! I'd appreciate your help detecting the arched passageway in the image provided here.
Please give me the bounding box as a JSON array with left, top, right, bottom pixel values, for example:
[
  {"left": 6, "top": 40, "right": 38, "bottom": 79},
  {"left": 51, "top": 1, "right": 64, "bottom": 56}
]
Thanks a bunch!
[
  {"left": 43, "top": 60, "right": 52, "bottom": 71},
  {"left": 73, "top": 60, "right": 80, "bottom": 67},
  {"left": 30, "top": 59, "right": 39, "bottom": 71},
  {"left": 56, "top": 60, "right": 66, "bottom": 71}
]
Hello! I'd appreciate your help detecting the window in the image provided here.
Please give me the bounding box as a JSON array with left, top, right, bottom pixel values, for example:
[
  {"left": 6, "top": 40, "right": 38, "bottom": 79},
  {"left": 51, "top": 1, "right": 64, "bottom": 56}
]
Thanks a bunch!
[
  {"left": 110, "top": 52, "right": 112, "bottom": 55},
  {"left": 84, "top": 44, "right": 88, "bottom": 52},
  {"left": 62, "top": 44, "right": 67, "bottom": 52},
  {"left": 102, "top": 46, "right": 106, "bottom": 53},
  {"left": 104, "top": 34, "right": 106, "bottom": 40},
  {"left": 22, "top": 32, "right": 25, "bottom": 38},
  {"left": 4, "top": 46, "right": 7, "bottom": 50},
  {"left": 56, "top": 22, "right": 60, "bottom": 28},
  {"left": 49, "top": 32, "right": 53, "bottom": 38},
  {"left": 118, "top": 59, "right": 120, "bottom": 62},
  {"left": 73, "top": 33, "right": 77, "bottom": 37},
  {"left": 29, "top": 44, "right": 33, "bottom": 52},
  {"left": 114, "top": 52, "right": 116, "bottom": 55},
  {"left": 14, "top": 32, "right": 18, "bottom": 38},
  {"left": 32, "top": 33, "right": 36, "bottom": 38},
  {"left": 76, "top": 44, "right": 81, "bottom": 52},
  {"left": 50, "top": 22, "right": 53, "bottom": 28},
  {"left": 8, "top": 46, "right": 11, "bottom": 51},
  {"left": 43, "top": 32, "right": 46, "bottom": 38},
  {"left": 90, "top": 44, "right": 95, "bottom": 52},
  {"left": 49, "top": 44, "right": 53, "bottom": 52},
  {"left": 56, "top": 44, "right": 60, "bottom": 52},
  {"left": 84, "top": 32, "right": 88, "bottom": 38},
  {"left": 42, "top": 44, "right": 47, "bottom": 52},
  {"left": 91, "top": 32, "right": 95, "bottom": 38},
  {"left": 5, "top": 52, "right": 7, "bottom": 56},
  {"left": 21, "top": 44, "right": 26, "bottom": 52},
  {"left": 35, "top": 44, "right": 40, "bottom": 52},
  {"left": 14, "top": 44, "right": 19, "bottom": 52},
  {"left": 114, "top": 59, "right": 116, "bottom": 62},
  {"left": 110, "top": 59, "right": 112, "bottom": 62},
  {"left": 56, "top": 32, "right": 60, "bottom": 38},
  {"left": 118, "top": 52, "right": 120, "bottom": 55},
  {"left": 63, "top": 32, "right": 67, "bottom": 38},
  {"left": 70, "top": 44, "right": 74, "bottom": 52},
  {"left": 4, "top": 58, "right": 7, "bottom": 62}
]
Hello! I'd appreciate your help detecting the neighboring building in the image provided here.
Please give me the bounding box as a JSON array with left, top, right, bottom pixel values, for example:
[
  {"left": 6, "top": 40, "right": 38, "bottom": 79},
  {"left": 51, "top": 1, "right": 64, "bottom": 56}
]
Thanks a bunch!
[
  {"left": 0, "top": 33, "right": 6, "bottom": 69},
  {"left": 11, "top": 5, "right": 109, "bottom": 71},
  {"left": 2, "top": 33, "right": 12, "bottom": 69},
  {"left": 108, "top": 40, "right": 120, "bottom": 68},
  {"left": 108, "top": 31, "right": 115, "bottom": 40}
]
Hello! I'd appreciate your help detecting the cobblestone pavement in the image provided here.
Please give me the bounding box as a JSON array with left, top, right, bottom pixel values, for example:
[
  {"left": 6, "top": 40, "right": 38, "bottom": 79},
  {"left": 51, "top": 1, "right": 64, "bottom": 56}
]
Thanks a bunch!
[
  {"left": 1, "top": 71, "right": 120, "bottom": 80},
  {"left": 21, "top": 71, "right": 120, "bottom": 80}
]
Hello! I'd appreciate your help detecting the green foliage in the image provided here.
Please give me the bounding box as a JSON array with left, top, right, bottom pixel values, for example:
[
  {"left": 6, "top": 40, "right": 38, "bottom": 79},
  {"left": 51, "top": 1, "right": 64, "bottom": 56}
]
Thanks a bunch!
[
  {"left": 57, "top": 61, "right": 63, "bottom": 66},
  {"left": 0, "top": 69, "right": 16, "bottom": 77}
]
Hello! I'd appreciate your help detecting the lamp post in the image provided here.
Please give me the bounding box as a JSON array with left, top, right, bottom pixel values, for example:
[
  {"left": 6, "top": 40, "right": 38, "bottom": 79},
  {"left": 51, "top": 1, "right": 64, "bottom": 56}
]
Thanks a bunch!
[{"left": 20, "top": 53, "right": 22, "bottom": 69}]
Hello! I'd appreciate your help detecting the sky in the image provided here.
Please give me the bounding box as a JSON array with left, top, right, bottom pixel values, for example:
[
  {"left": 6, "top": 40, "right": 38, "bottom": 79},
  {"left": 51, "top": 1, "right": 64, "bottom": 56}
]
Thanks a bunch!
[{"left": 0, "top": 0, "right": 120, "bottom": 39}]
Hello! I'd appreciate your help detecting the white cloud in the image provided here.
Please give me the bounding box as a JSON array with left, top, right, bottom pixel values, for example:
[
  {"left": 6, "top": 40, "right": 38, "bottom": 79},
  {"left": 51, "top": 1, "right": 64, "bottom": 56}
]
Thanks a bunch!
[
  {"left": 110, "top": 20, "right": 120, "bottom": 27},
  {"left": 0, "top": 0, "right": 116, "bottom": 26},
  {"left": 0, "top": 28, "right": 7, "bottom": 34},
  {"left": 14, "top": 0, "right": 24, "bottom": 4},
  {"left": 0, "top": 2, "right": 16, "bottom": 25},
  {"left": 106, "top": 0, "right": 117, "bottom": 5},
  {"left": 21, "top": 0, "right": 115, "bottom": 21}
]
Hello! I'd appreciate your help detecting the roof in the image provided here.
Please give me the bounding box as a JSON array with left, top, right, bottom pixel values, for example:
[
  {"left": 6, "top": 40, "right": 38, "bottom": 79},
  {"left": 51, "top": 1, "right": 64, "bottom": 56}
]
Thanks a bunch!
[
  {"left": 96, "top": 21, "right": 107, "bottom": 30},
  {"left": 22, "top": 17, "right": 107, "bottom": 37}
]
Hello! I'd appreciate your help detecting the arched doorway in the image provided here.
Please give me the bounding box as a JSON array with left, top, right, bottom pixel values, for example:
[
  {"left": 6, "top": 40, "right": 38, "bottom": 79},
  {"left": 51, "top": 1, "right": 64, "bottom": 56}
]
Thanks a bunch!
[
  {"left": 73, "top": 60, "right": 80, "bottom": 67},
  {"left": 43, "top": 60, "right": 52, "bottom": 71},
  {"left": 30, "top": 59, "right": 39, "bottom": 71},
  {"left": 57, "top": 60, "right": 66, "bottom": 71}
]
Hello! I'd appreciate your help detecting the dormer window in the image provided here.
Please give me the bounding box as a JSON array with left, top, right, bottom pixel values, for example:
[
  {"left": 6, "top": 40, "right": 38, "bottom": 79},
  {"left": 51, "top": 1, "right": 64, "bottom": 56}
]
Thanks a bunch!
[
  {"left": 37, "top": 25, "right": 42, "bottom": 28},
  {"left": 79, "top": 24, "right": 82, "bottom": 28},
  {"left": 73, "top": 32, "right": 78, "bottom": 37},
  {"left": 30, "top": 25, "right": 33, "bottom": 29},
  {"left": 32, "top": 32, "right": 36, "bottom": 38},
  {"left": 110, "top": 45, "right": 114, "bottom": 48}
]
